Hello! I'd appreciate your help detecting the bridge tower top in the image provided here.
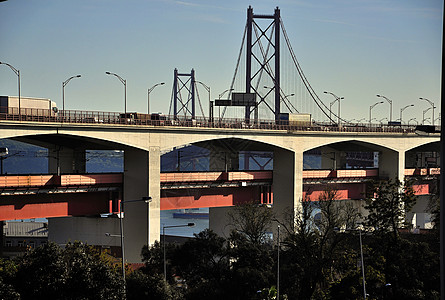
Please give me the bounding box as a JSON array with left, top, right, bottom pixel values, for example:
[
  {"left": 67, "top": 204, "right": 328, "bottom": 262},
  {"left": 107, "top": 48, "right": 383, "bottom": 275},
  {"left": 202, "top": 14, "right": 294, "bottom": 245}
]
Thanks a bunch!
[{"left": 172, "top": 68, "right": 196, "bottom": 119}]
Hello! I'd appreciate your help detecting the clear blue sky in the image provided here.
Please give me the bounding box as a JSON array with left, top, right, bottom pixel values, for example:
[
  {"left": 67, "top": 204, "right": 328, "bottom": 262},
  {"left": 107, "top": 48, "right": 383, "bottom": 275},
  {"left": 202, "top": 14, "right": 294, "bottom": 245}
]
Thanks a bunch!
[{"left": 1, "top": 0, "right": 443, "bottom": 123}]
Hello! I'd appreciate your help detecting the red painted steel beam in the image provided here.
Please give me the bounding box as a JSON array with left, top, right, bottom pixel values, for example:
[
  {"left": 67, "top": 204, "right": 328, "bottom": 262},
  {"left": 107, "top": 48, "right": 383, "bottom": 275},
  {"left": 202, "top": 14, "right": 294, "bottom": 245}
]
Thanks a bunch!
[
  {"left": 0, "top": 192, "right": 119, "bottom": 221},
  {"left": 160, "top": 186, "right": 271, "bottom": 210}
]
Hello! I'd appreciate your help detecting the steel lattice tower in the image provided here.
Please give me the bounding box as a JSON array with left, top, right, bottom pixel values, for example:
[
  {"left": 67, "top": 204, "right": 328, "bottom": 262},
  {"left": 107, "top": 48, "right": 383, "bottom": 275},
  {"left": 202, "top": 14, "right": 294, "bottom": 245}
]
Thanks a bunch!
[
  {"left": 245, "top": 6, "right": 280, "bottom": 122},
  {"left": 173, "top": 68, "right": 195, "bottom": 119}
]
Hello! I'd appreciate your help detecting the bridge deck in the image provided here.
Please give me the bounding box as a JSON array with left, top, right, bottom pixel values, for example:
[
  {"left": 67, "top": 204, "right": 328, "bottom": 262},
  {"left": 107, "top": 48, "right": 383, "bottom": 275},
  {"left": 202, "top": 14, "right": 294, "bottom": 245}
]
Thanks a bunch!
[{"left": 0, "top": 108, "right": 427, "bottom": 134}]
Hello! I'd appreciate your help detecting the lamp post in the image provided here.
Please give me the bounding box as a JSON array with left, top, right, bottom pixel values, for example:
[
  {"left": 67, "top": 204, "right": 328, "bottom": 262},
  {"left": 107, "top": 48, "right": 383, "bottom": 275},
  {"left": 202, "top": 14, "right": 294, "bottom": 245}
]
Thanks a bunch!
[
  {"left": 378, "top": 117, "right": 388, "bottom": 125},
  {"left": 369, "top": 101, "right": 384, "bottom": 124},
  {"left": 196, "top": 81, "right": 211, "bottom": 122},
  {"left": 376, "top": 94, "right": 392, "bottom": 122},
  {"left": 324, "top": 91, "right": 344, "bottom": 126},
  {"left": 408, "top": 118, "right": 418, "bottom": 125},
  {"left": 114, "top": 197, "right": 152, "bottom": 284},
  {"left": 163, "top": 223, "right": 195, "bottom": 280},
  {"left": 0, "top": 62, "right": 20, "bottom": 120},
  {"left": 399, "top": 104, "right": 414, "bottom": 124},
  {"left": 218, "top": 88, "right": 233, "bottom": 121},
  {"left": 147, "top": 82, "right": 165, "bottom": 114},
  {"left": 0, "top": 147, "right": 8, "bottom": 175},
  {"left": 358, "top": 229, "right": 367, "bottom": 300},
  {"left": 62, "top": 75, "right": 81, "bottom": 120},
  {"left": 423, "top": 107, "right": 432, "bottom": 125},
  {"left": 277, "top": 225, "right": 280, "bottom": 300},
  {"left": 284, "top": 93, "right": 295, "bottom": 102},
  {"left": 419, "top": 98, "right": 435, "bottom": 126},
  {"left": 335, "top": 227, "right": 367, "bottom": 300},
  {"left": 106, "top": 72, "right": 127, "bottom": 115},
  {"left": 218, "top": 88, "right": 233, "bottom": 99},
  {"left": 0, "top": 148, "right": 22, "bottom": 175}
]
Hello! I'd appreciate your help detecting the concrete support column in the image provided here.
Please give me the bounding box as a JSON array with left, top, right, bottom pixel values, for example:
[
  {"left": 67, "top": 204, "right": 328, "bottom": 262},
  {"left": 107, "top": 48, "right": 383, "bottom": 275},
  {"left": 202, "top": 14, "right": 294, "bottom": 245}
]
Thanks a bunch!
[
  {"left": 208, "top": 147, "right": 239, "bottom": 237},
  {"left": 405, "top": 151, "right": 418, "bottom": 168},
  {"left": 123, "top": 147, "right": 160, "bottom": 263},
  {"left": 210, "top": 147, "right": 303, "bottom": 238},
  {"left": 320, "top": 147, "right": 345, "bottom": 170},
  {"left": 273, "top": 147, "right": 303, "bottom": 224},
  {"left": 378, "top": 149, "right": 404, "bottom": 182},
  {"left": 209, "top": 206, "right": 232, "bottom": 238},
  {"left": 48, "top": 146, "right": 86, "bottom": 174},
  {"left": 209, "top": 149, "right": 239, "bottom": 171}
]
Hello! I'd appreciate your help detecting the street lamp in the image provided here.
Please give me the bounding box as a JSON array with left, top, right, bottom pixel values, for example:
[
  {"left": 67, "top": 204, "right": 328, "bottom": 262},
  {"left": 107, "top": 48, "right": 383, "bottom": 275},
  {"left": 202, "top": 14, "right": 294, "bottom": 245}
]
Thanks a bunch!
[
  {"left": 0, "top": 62, "right": 20, "bottom": 120},
  {"left": 147, "top": 82, "right": 165, "bottom": 114},
  {"left": 335, "top": 227, "right": 367, "bottom": 300},
  {"left": 0, "top": 148, "right": 23, "bottom": 175},
  {"left": 114, "top": 197, "right": 152, "bottom": 284},
  {"left": 62, "top": 75, "right": 81, "bottom": 120},
  {"left": 163, "top": 223, "right": 195, "bottom": 280},
  {"left": 284, "top": 93, "right": 295, "bottom": 101},
  {"left": 106, "top": 72, "right": 127, "bottom": 115},
  {"left": 378, "top": 117, "right": 388, "bottom": 125},
  {"left": 218, "top": 88, "right": 233, "bottom": 100},
  {"left": 376, "top": 94, "right": 392, "bottom": 122},
  {"left": 358, "top": 229, "right": 367, "bottom": 300},
  {"left": 419, "top": 98, "right": 435, "bottom": 126},
  {"left": 408, "top": 118, "right": 418, "bottom": 125},
  {"left": 217, "top": 88, "right": 233, "bottom": 121},
  {"left": 277, "top": 225, "right": 280, "bottom": 300},
  {"left": 196, "top": 81, "right": 211, "bottom": 122},
  {"left": 422, "top": 107, "right": 432, "bottom": 125},
  {"left": 399, "top": 104, "right": 414, "bottom": 124},
  {"left": 369, "top": 101, "right": 384, "bottom": 124},
  {"left": 324, "top": 91, "right": 344, "bottom": 126}
]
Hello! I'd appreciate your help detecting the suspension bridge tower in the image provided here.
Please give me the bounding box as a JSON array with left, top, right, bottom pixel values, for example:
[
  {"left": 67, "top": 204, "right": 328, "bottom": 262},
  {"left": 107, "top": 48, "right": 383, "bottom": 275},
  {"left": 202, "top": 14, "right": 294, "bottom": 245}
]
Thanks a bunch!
[
  {"left": 173, "top": 68, "right": 196, "bottom": 119},
  {"left": 245, "top": 6, "right": 281, "bottom": 122}
]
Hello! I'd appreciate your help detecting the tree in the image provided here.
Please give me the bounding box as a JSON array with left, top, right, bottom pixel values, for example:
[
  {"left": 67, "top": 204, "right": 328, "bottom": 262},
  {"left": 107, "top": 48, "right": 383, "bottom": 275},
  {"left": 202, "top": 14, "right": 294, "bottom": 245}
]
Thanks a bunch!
[
  {"left": 362, "top": 179, "right": 440, "bottom": 299},
  {"left": 172, "top": 229, "right": 230, "bottom": 300},
  {"left": 13, "top": 242, "right": 125, "bottom": 299},
  {"left": 226, "top": 203, "right": 276, "bottom": 300},
  {"left": 364, "top": 178, "right": 416, "bottom": 239},
  {"left": 281, "top": 188, "right": 361, "bottom": 299},
  {"left": 0, "top": 258, "right": 20, "bottom": 300},
  {"left": 140, "top": 241, "right": 164, "bottom": 276},
  {"left": 126, "top": 271, "right": 180, "bottom": 300},
  {"left": 227, "top": 202, "right": 275, "bottom": 245}
]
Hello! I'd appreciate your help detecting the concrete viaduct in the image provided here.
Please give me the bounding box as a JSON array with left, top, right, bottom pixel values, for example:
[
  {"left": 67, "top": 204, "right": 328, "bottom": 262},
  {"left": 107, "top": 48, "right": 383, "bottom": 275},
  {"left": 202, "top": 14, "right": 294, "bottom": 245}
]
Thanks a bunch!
[{"left": 0, "top": 120, "right": 440, "bottom": 261}]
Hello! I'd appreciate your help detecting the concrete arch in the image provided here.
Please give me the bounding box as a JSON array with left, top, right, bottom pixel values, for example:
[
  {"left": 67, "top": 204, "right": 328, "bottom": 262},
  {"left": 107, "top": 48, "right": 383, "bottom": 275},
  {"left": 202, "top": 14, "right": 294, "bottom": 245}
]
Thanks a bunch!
[
  {"left": 405, "top": 140, "right": 440, "bottom": 152},
  {"left": 303, "top": 139, "right": 397, "bottom": 154},
  {"left": 157, "top": 131, "right": 297, "bottom": 153},
  {"left": 301, "top": 136, "right": 404, "bottom": 153}
]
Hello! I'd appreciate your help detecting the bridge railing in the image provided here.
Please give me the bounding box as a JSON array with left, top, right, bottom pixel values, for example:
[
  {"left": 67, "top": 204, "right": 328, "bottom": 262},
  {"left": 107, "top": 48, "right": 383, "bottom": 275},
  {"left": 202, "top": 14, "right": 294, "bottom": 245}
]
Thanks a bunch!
[{"left": 1, "top": 106, "right": 423, "bottom": 133}]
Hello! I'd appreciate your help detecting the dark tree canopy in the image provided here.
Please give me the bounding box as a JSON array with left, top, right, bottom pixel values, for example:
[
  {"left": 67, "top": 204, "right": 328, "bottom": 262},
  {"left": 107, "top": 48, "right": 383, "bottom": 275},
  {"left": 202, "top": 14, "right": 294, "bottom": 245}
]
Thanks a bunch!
[{"left": 1, "top": 242, "right": 124, "bottom": 300}]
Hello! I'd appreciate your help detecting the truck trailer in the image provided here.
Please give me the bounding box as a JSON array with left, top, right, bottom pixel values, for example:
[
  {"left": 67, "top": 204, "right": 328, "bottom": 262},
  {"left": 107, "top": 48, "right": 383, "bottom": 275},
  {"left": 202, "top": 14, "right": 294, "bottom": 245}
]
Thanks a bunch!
[{"left": 0, "top": 96, "right": 58, "bottom": 120}]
